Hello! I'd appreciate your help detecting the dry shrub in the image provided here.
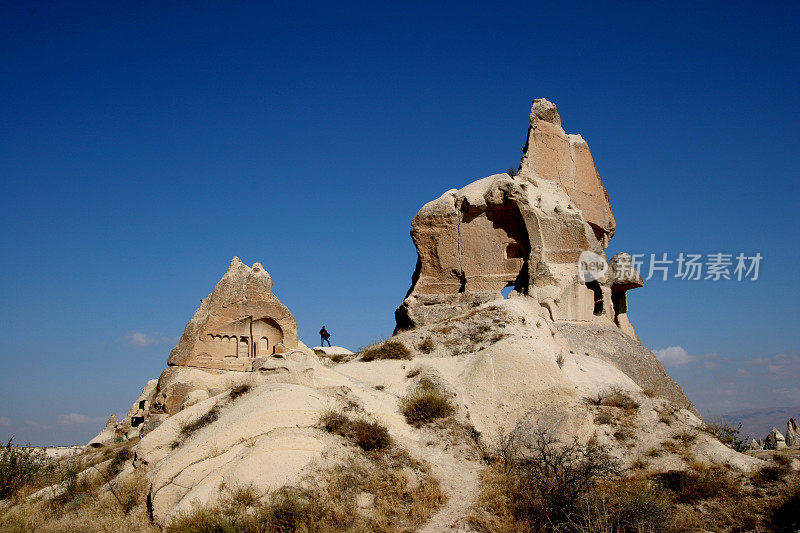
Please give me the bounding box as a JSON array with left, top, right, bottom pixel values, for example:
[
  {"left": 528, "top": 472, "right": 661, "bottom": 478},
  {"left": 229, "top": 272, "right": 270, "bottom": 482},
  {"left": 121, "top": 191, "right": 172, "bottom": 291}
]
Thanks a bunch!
[
  {"left": 470, "top": 428, "right": 634, "bottom": 531},
  {"left": 652, "top": 464, "right": 738, "bottom": 504},
  {"left": 0, "top": 478, "right": 157, "bottom": 533},
  {"left": 585, "top": 387, "right": 639, "bottom": 412},
  {"left": 229, "top": 383, "right": 252, "bottom": 400},
  {"left": 400, "top": 381, "right": 453, "bottom": 427},
  {"left": 773, "top": 452, "right": 793, "bottom": 468},
  {"left": 601, "top": 388, "right": 639, "bottom": 411},
  {"left": 470, "top": 431, "right": 800, "bottom": 533},
  {"left": 180, "top": 404, "right": 221, "bottom": 439},
  {"left": 673, "top": 431, "right": 697, "bottom": 445},
  {"left": 167, "top": 451, "right": 444, "bottom": 533},
  {"left": 613, "top": 428, "right": 634, "bottom": 442},
  {"left": 594, "top": 411, "right": 614, "bottom": 425},
  {"left": 767, "top": 481, "right": 800, "bottom": 532},
  {"left": 663, "top": 439, "right": 680, "bottom": 454},
  {"left": 752, "top": 464, "right": 787, "bottom": 486},
  {"left": 105, "top": 446, "right": 133, "bottom": 479},
  {"left": 318, "top": 411, "right": 391, "bottom": 452},
  {"left": 417, "top": 337, "right": 434, "bottom": 354},
  {"left": 361, "top": 341, "right": 411, "bottom": 362},
  {"left": 319, "top": 410, "right": 349, "bottom": 434},
  {"left": 349, "top": 420, "right": 391, "bottom": 451}
]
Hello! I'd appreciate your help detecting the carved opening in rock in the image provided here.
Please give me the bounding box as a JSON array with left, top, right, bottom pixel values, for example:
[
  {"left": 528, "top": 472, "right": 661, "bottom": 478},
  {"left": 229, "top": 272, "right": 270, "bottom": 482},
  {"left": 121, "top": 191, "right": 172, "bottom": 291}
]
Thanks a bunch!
[
  {"left": 238, "top": 337, "right": 249, "bottom": 358},
  {"left": 586, "top": 280, "right": 604, "bottom": 315},
  {"left": 459, "top": 200, "right": 530, "bottom": 294},
  {"left": 612, "top": 291, "right": 627, "bottom": 319},
  {"left": 131, "top": 416, "right": 144, "bottom": 428},
  {"left": 506, "top": 243, "right": 525, "bottom": 259},
  {"left": 138, "top": 400, "right": 146, "bottom": 410},
  {"left": 252, "top": 318, "right": 283, "bottom": 355}
]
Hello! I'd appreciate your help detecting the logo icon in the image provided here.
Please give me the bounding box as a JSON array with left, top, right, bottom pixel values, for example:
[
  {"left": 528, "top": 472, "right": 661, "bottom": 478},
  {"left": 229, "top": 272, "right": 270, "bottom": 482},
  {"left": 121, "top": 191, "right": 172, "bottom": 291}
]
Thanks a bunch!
[{"left": 577, "top": 251, "right": 608, "bottom": 282}]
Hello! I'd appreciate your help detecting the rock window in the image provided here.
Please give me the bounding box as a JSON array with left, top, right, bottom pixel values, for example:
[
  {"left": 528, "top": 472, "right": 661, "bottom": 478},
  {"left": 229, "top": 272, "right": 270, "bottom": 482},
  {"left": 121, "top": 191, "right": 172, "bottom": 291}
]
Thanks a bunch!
[
  {"left": 586, "top": 280, "right": 604, "bottom": 315},
  {"left": 506, "top": 242, "right": 525, "bottom": 259}
]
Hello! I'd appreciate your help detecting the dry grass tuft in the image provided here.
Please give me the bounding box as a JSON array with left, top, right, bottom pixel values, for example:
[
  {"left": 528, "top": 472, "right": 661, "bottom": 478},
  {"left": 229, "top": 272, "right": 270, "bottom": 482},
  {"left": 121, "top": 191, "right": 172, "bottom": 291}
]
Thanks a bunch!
[
  {"left": 167, "top": 450, "right": 444, "bottom": 533},
  {"left": 594, "top": 411, "right": 614, "bottom": 425},
  {"left": 361, "top": 340, "right": 411, "bottom": 362},
  {"left": 663, "top": 439, "right": 680, "bottom": 454},
  {"left": 229, "top": 383, "right": 252, "bottom": 400},
  {"left": 180, "top": 404, "right": 221, "bottom": 439},
  {"left": 417, "top": 337, "right": 434, "bottom": 354},
  {"left": 318, "top": 410, "right": 391, "bottom": 452},
  {"left": 586, "top": 387, "right": 639, "bottom": 412},
  {"left": 652, "top": 463, "right": 738, "bottom": 504},
  {"left": 400, "top": 381, "right": 454, "bottom": 427}
]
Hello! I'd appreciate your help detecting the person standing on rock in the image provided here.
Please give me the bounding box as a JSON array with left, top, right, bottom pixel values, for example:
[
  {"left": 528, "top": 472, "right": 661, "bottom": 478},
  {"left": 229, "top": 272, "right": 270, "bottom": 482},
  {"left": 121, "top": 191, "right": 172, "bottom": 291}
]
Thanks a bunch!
[{"left": 320, "top": 326, "right": 331, "bottom": 347}]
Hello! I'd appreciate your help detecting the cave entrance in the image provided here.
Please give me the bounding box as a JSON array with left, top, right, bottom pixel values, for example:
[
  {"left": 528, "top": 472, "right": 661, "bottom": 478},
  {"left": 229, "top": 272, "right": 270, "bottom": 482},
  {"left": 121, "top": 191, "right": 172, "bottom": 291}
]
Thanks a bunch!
[{"left": 586, "top": 280, "right": 604, "bottom": 315}]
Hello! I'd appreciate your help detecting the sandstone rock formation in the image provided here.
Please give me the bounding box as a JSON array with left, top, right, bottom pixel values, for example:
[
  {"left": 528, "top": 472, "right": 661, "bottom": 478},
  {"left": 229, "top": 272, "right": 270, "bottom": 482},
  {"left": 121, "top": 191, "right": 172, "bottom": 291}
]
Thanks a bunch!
[
  {"left": 787, "top": 417, "right": 798, "bottom": 447},
  {"left": 765, "top": 427, "right": 787, "bottom": 450},
  {"left": 519, "top": 98, "right": 616, "bottom": 244},
  {"left": 168, "top": 257, "right": 299, "bottom": 371},
  {"left": 74, "top": 100, "right": 766, "bottom": 529},
  {"left": 89, "top": 258, "right": 318, "bottom": 443},
  {"left": 88, "top": 379, "right": 157, "bottom": 446},
  {"left": 396, "top": 99, "right": 640, "bottom": 337}
]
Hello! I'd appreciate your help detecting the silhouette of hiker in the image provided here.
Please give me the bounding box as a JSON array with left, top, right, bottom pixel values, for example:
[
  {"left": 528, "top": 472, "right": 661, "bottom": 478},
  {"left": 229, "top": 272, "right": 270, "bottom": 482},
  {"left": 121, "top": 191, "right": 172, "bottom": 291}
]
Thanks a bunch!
[{"left": 320, "top": 326, "right": 331, "bottom": 347}]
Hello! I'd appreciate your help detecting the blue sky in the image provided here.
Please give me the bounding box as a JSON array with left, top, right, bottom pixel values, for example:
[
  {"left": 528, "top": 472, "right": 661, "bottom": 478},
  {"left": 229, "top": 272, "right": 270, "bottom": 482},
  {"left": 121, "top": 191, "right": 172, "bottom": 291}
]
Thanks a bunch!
[{"left": 1, "top": 1, "right": 798, "bottom": 445}]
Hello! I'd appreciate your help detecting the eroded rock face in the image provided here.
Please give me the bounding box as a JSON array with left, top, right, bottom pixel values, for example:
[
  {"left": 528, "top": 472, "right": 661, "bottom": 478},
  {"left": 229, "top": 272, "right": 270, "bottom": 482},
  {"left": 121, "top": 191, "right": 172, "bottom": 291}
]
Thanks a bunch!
[
  {"left": 786, "top": 418, "right": 798, "bottom": 447},
  {"left": 167, "top": 257, "right": 299, "bottom": 371},
  {"left": 87, "top": 379, "right": 158, "bottom": 446},
  {"left": 396, "top": 99, "right": 641, "bottom": 337},
  {"left": 519, "top": 98, "right": 615, "bottom": 243},
  {"left": 765, "top": 427, "right": 787, "bottom": 450}
]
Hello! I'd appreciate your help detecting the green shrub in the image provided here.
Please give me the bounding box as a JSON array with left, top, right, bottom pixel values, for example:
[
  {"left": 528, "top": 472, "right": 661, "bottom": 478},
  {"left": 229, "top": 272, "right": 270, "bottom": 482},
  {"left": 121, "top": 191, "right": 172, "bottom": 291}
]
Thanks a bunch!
[
  {"left": 0, "top": 437, "right": 53, "bottom": 500},
  {"left": 53, "top": 459, "right": 93, "bottom": 508},
  {"left": 703, "top": 417, "right": 749, "bottom": 452},
  {"left": 400, "top": 382, "right": 453, "bottom": 427},
  {"left": 361, "top": 341, "right": 411, "bottom": 362}
]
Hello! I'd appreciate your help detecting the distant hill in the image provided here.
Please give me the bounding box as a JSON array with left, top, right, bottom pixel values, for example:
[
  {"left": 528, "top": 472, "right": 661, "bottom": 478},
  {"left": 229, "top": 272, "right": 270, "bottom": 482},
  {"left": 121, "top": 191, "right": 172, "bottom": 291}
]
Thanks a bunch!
[{"left": 719, "top": 405, "right": 800, "bottom": 441}]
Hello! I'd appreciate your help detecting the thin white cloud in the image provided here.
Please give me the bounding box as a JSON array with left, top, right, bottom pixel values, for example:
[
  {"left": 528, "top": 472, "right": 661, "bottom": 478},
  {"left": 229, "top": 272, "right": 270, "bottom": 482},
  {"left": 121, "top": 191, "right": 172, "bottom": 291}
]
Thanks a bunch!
[
  {"left": 25, "top": 420, "right": 50, "bottom": 430},
  {"left": 0, "top": 416, "right": 10, "bottom": 426},
  {"left": 124, "top": 331, "right": 176, "bottom": 348},
  {"left": 57, "top": 413, "right": 107, "bottom": 425},
  {"left": 654, "top": 346, "right": 694, "bottom": 367}
]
